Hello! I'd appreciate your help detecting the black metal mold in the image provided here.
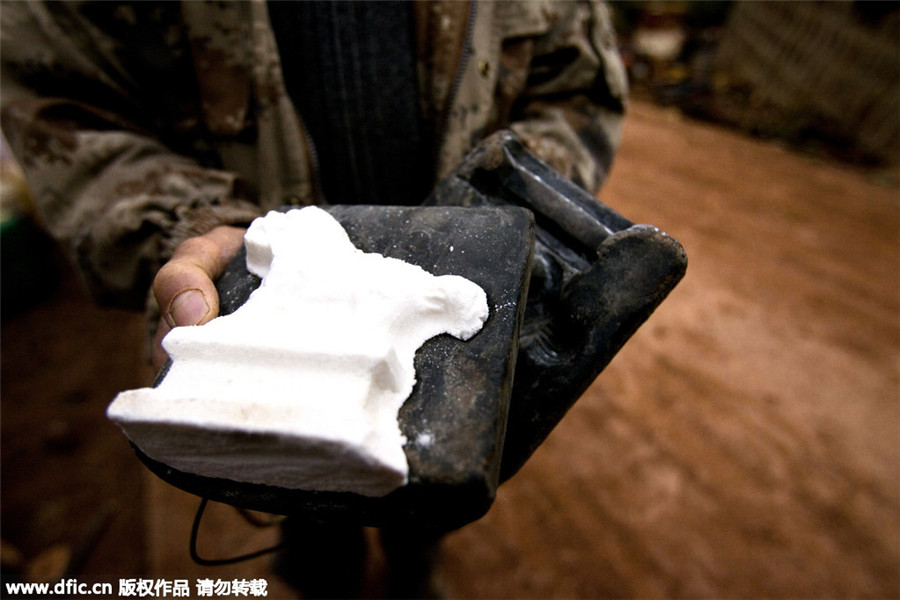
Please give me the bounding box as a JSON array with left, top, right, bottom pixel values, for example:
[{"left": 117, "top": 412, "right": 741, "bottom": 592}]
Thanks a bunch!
[
  {"left": 425, "top": 131, "right": 688, "bottom": 480},
  {"left": 135, "top": 205, "right": 535, "bottom": 532}
]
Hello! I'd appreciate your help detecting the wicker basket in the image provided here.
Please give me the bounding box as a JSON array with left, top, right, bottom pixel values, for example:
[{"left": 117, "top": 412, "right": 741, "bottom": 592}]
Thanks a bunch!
[{"left": 713, "top": 1, "right": 899, "bottom": 164}]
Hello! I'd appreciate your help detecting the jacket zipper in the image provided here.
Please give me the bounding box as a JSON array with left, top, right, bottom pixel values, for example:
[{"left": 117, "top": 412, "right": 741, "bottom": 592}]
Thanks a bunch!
[{"left": 433, "top": 0, "right": 478, "bottom": 177}]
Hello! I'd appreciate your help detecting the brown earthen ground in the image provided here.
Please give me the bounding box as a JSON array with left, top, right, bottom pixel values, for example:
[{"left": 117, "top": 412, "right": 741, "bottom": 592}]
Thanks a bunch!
[{"left": 2, "top": 100, "right": 898, "bottom": 598}]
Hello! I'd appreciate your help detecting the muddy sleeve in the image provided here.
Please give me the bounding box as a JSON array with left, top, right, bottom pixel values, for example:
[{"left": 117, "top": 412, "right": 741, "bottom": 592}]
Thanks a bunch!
[
  {"left": 0, "top": 1, "right": 262, "bottom": 309},
  {"left": 508, "top": 0, "right": 628, "bottom": 194}
]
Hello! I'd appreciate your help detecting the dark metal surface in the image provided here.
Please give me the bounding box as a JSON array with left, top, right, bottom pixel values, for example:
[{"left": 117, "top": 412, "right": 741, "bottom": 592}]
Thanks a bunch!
[
  {"left": 138, "top": 205, "right": 535, "bottom": 532},
  {"left": 425, "top": 131, "right": 688, "bottom": 480}
]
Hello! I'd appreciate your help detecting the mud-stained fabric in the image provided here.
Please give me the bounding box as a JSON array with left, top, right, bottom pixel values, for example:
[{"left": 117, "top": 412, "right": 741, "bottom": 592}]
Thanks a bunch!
[{"left": 1, "top": 0, "right": 627, "bottom": 310}]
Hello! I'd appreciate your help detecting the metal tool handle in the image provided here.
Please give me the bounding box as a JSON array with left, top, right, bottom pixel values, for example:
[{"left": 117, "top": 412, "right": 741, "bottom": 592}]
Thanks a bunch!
[{"left": 425, "top": 130, "right": 688, "bottom": 480}]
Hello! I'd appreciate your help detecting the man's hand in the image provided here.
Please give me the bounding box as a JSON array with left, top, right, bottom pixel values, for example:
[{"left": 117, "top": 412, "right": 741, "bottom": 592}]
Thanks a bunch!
[{"left": 151, "top": 226, "right": 247, "bottom": 369}]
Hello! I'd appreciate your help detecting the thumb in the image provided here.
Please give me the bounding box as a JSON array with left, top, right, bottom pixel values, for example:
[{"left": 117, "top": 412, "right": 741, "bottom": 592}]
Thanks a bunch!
[{"left": 153, "top": 226, "right": 247, "bottom": 328}]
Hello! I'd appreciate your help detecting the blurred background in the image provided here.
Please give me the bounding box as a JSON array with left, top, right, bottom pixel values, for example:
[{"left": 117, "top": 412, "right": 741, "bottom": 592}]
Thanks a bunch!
[
  {"left": 2, "top": 1, "right": 898, "bottom": 598},
  {"left": 615, "top": 0, "right": 899, "bottom": 167}
]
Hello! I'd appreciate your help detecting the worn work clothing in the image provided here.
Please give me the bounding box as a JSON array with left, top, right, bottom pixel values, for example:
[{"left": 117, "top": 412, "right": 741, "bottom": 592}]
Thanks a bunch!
[{"left": 1, "top": 0, "right": 627, "bottom": 309}]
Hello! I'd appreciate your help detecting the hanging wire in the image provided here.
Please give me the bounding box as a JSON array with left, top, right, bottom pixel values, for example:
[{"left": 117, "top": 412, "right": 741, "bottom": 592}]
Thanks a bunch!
[{"left": 190, "top": 498, "right": 286, "bottom": 566}]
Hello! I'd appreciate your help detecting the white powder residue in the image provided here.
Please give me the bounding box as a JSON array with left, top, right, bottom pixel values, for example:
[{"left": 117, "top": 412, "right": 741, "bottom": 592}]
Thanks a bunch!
[
  {"left": 416, "top": 431, "right": 435, "bottom": 448},
  {"left": 107, "top": 207, "right": 489, "bottom": 497}
]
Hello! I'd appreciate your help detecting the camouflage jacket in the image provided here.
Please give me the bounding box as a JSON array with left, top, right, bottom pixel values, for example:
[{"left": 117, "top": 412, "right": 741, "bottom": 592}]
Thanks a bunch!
[{"left": 1, "top": 0, "right": 627, "bottom": 309}]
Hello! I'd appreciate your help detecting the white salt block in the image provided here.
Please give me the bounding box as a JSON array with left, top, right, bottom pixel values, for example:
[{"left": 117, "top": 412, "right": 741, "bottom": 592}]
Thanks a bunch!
[{"left": 108, "top": 206, "right": 489, "bottom": 497}]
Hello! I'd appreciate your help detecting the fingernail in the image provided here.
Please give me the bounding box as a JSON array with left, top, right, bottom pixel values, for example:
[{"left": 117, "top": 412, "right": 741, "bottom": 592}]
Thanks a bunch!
[{"left": 167, "top": 289, "right": 210, "bottom": 327}]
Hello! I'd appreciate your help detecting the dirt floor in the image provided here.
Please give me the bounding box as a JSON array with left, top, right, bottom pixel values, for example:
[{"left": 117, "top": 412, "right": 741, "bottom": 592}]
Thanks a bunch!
[{"left": 2, "top": 100, "right": 898, "bottom": 598}]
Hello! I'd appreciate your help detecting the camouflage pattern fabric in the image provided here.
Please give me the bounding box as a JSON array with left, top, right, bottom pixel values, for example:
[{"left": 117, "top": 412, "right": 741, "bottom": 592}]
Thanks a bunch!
[{"left": 1, "top": 0, "right": 627, "bottom": 311}]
